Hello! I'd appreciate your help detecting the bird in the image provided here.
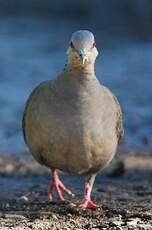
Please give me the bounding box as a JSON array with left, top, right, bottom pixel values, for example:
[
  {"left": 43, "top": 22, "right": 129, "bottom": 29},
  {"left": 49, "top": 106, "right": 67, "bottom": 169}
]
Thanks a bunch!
[{"left": 22, "top": 30, "right": 123, "bottom": 209}]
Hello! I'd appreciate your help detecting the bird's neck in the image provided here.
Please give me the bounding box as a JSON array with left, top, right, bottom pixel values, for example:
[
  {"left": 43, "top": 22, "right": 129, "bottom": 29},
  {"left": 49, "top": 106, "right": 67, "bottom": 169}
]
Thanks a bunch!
[{"left": 65, "top": 60, "right": 95, "bottom": 76}]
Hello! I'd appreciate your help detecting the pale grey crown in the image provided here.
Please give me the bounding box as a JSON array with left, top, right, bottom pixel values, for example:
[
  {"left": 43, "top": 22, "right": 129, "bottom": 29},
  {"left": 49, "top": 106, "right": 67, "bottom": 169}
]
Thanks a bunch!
[{"left": 71, "top": 30, "right": 95, "bottom": 51}]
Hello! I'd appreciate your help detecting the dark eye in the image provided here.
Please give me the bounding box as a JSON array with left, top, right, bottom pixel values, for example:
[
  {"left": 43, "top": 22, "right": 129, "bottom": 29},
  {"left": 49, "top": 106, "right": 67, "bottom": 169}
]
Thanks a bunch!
[
  {"left": 70, "top": 42, "right": 74, "bottom": 49},
  {"left": 92, "top": 42, "right": 96, "bottom": 48}
]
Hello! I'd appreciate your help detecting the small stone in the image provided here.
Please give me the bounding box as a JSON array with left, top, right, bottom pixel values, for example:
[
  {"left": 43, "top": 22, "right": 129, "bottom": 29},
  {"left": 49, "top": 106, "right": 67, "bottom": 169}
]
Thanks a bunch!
[
  {"left": 70, "top": 220, "right": 76, "bottom": 225},
  {"left": 67, "top": 213, "right": 72, "bottom": 217},
  {"left": 5, "top": 163, "right": 16, "bottom": 174},
  {"left": 19, "top": 196, "right": 29, "bottom": 203},
  {"left": 106, "top": 159, "right": 125, "bottom": 177},
  {"left": 52, "top": 214, "right": 58, "bottom": 220},
  {"left": 116, "top": 227, "right": 124, "bottom": 230}
]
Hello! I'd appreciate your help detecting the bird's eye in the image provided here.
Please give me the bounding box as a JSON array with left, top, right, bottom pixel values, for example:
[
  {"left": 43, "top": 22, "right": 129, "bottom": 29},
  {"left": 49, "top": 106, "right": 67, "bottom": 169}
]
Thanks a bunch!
[
  {"left": 92, "top": 42, "right": 96, "bottom": 48},
  {"left": 70, "top": 42, "right": 74, "bottom": 49}
]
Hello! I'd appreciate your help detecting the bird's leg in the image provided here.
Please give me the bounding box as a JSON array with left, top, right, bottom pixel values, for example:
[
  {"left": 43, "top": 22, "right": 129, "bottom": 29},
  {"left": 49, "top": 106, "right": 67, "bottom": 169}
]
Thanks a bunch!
[
  {"left": 48, "top": 168, "right": 74, "bottom": 203},
  {"left": 78, "top": 174, "right": 100, "bottom": 209}
]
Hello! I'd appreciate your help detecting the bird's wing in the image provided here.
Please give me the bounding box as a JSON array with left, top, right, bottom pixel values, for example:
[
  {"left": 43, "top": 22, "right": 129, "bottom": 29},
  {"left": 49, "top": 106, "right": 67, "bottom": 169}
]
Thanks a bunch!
[
  {"left": 112, "top": 94, "right": 124, "bottom": 143},
  {"left": 22, "top": 81, "right": 48, "bottom": 144},
  {"left": 103, "top": 86, "right": 124, "bottom": 143}
]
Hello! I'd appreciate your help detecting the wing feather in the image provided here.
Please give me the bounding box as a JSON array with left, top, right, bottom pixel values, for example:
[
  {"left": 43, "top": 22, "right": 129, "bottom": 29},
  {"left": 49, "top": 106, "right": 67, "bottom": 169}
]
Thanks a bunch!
[
  {"left": 22, "top": 81, "right": 48, "bottom": 144},
  {"left": 113, "top": 95, "right": 124, "bottom": 143}
]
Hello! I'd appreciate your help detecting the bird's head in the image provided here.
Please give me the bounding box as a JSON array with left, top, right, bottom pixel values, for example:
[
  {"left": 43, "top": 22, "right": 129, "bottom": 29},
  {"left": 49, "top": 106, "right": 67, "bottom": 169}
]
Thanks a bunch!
[{"left": 67, "top": 30, "right": 98, "bottom": 70}]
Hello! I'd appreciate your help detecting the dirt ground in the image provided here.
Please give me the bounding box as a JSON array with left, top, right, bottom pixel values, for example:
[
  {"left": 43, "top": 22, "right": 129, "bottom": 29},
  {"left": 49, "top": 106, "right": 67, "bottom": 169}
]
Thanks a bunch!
[{"left": 0, "top": 151, "right": 152, "bottom": 230}]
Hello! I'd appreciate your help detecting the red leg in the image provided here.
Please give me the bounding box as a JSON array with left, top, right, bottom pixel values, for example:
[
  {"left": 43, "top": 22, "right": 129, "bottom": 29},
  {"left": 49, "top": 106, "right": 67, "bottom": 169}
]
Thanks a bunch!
[
  {"left": 77, "top": 174, "right": 100, "bottom": 209},
  {"left": 48, "top": 168, "right": 74, "bottom": 203}
]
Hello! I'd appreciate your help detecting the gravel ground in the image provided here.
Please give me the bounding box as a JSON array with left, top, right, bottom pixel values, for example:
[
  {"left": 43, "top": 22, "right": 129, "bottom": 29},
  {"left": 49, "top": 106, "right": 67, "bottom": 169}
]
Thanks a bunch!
[{"left": 0, "top": 152, "right": 152, "bottom": 229}]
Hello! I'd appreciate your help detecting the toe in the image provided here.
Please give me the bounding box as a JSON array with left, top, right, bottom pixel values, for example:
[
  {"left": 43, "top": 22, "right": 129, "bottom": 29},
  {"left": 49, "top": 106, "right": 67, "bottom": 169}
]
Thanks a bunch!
[
  {"left": 58, "top": 181, "right": 75, "bottom": 197},
  {"left": 78, "top": 199, "right": 101, "bottom": 209}
]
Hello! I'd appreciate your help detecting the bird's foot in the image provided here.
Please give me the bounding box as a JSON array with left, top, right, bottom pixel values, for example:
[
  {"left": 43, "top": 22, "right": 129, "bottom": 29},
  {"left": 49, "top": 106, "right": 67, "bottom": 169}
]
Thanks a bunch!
[
  {"left": 48, "top": 170, "right": 74, "bottom": 203},
  {"left": 77, "top": 198, "right": 100, "bottom": 209}
]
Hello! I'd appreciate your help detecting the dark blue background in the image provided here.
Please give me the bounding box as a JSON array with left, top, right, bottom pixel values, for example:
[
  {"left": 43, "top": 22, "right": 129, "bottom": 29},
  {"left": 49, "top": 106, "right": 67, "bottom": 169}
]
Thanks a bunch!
[{"left": 0, "top": 0, "right": 152, "bottom": 153}]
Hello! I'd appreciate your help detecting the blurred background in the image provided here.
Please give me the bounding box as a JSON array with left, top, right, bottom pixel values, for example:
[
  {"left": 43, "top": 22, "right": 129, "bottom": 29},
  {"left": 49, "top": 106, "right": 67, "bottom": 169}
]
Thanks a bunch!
[{"left": 0, "top": 0, "right": 152, "bottom": 155}]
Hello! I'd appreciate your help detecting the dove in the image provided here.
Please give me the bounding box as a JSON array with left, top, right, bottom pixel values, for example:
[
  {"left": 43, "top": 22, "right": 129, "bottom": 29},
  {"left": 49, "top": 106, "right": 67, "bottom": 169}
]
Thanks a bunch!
[{"left": 22, "top": 30, "right": 123, "bottom": 209}]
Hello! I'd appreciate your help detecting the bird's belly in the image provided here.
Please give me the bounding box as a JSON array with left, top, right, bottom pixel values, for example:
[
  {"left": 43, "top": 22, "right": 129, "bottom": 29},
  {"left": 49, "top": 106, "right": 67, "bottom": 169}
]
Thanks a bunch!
[{"left": 26, "top": 109, "right": 117, "bottom": 175}]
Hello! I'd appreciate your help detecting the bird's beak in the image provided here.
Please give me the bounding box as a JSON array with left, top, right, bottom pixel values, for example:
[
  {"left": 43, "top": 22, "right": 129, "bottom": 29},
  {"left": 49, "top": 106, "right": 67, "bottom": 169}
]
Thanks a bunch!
[{"left": 79, "top": 51, "right": 87, "bottom": 64}]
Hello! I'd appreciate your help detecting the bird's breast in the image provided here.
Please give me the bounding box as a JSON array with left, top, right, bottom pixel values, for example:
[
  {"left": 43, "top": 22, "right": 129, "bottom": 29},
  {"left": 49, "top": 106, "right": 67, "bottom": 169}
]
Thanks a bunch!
[{"left": 25, "top": 80, "right": 118, "bottom": 174}]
